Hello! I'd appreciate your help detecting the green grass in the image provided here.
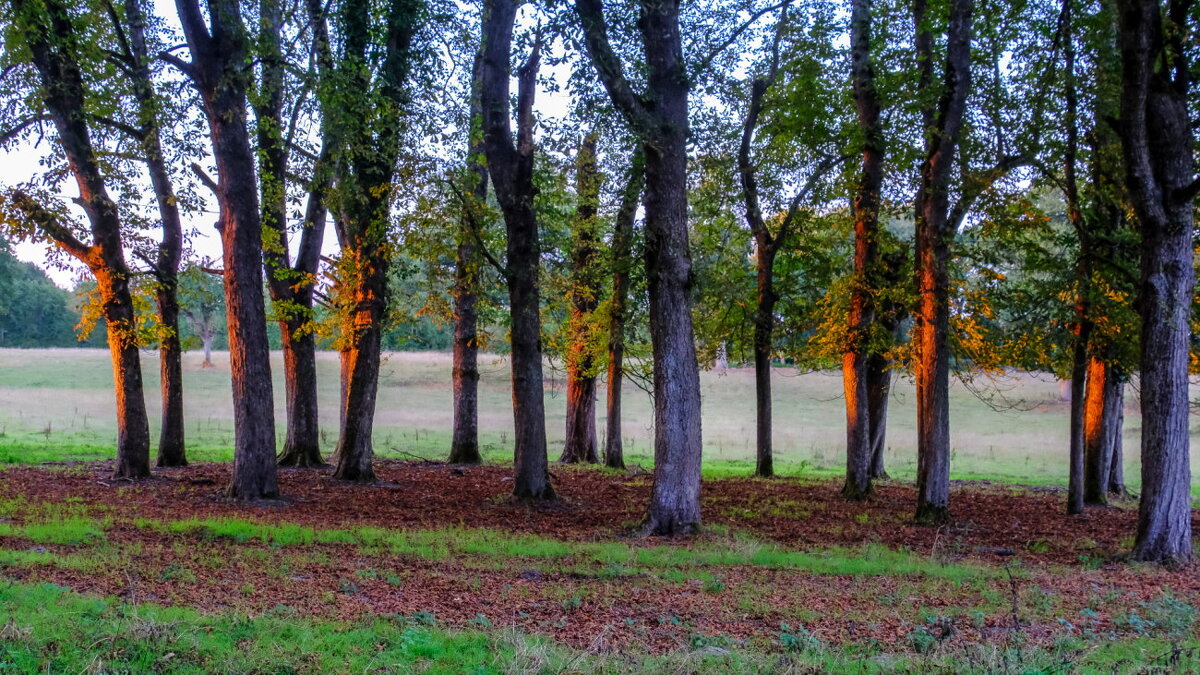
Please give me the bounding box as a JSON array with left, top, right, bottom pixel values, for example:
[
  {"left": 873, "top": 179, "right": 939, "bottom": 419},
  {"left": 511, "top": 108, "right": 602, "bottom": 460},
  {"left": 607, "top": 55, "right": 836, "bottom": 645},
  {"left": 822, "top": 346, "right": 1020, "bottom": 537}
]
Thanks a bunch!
[
  {"left": 2, "top": 348, "right": 1196, "bottom": 491},
  {"left": 0, "top": 515, "right": 107, "bottom": 546},
  {"left": 126, "top": 516, "right": 984, "bottom": 581},
  {"left": 1, "top": 580, "right": 1196, "bottom": 673}
]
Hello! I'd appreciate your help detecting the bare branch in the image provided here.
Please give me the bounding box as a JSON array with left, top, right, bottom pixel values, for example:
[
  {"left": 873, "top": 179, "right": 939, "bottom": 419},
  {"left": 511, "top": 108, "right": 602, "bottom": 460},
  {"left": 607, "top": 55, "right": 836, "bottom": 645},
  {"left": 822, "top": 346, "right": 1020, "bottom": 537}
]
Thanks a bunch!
[
  {"left": 573, "top": 0, "right": 653, "bottom": 134},
  {"left": 0, "top": 114, "right": 49, "bottom": 146},
  {"left": 189, "top": 162, "right": 219, "bottom": 197},
  {"left": 4, "top": 190, "right": 95, "bottom": 263},
  {"left": 691, "top": 0, "right": 793, "bottom": 79}
]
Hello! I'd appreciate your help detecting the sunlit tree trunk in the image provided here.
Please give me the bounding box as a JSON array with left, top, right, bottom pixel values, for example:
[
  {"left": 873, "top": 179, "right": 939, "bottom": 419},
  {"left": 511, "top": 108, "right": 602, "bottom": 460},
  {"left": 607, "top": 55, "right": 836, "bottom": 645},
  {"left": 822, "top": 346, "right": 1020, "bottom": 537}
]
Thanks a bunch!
[
  {"left": 10, "top": 0, "right": 151, "bottom": 480},
  {"left": 1083, "top": 356, "right": 1112, "bottom": 505},
  {"left": 326, "top": 0, "right": 423, "bottom": 482},
  {"left": 912, "top": 0, "right": 972, "bottom": 524},
  {"left": 562, "top": 132, "right": 602, "bottom": 465},
  {"left": 842, "top": 0, "right": 883, "bottom": 499}
]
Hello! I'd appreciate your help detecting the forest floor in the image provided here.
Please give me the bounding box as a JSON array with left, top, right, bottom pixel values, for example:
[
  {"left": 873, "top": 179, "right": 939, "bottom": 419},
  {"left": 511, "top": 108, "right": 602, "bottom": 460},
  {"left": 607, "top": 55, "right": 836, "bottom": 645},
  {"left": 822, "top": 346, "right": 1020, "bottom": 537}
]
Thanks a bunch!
[{"left": 1, "top": 460, "right": 1199, "bottom": 672}]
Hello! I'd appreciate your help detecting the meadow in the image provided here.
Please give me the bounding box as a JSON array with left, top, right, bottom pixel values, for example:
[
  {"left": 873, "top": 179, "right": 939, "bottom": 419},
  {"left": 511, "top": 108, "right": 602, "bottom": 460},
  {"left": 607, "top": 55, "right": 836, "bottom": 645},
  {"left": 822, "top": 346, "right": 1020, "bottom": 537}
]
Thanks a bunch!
[
  {"left": 3, "top": 348, "right": 1200, "bottom": 673},
  {"left": 0, "top": 347, "right": 1192, "bottom": 488}
]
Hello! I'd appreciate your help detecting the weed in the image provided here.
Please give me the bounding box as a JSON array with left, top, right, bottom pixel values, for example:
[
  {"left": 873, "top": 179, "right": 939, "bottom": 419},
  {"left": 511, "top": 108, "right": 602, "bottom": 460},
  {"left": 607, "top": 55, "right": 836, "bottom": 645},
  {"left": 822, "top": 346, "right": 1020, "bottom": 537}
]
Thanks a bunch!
[{"left": 777, "top": 622, "right": 822, "bottom": 653}]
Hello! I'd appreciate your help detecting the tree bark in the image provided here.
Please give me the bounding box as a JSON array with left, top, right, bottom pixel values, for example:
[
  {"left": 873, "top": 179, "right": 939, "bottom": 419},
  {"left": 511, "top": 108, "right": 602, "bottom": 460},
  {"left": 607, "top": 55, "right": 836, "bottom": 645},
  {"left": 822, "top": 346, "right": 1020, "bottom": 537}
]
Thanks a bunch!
[
  {"left": 449, "top": 51, "right": 488, "bottom": 466},
  {"left": 176, "top": 0, "right": 278, "bottom": 499},
  {"left": 562, "top": 133, "right": 603, "bottom": 465},
  {"left": 912, "top": 0, "right": 972, "bottom": 525},
  {"left": 264, "top": 0, "right": 328, "bottom": 469},
  {"left": 327, "top": 0, "right": 423, "bottom": 482},
  {"left": 11, "top": 0, "right": 151, "bottom": 479},
  {"left": 1083, "top": 355, "right": 1111, "bottom": 505},
  {"left": 480, "top": 0, "right": 553, "bottom": 499},
  {"left": 753, "top": 242, "right": 777, "bottom": 478},
  {"left": 1107, "top": 379, "right": 1126, "bottom": 496},
  {"left": 865, "top": 350, "right": 891, "bottom": 479},
  {"left": 576, "top": 0, "right": 704, "bottom": 533},
  {"left": 117, "top": 0, "right": 188, "bottom": 467},
  {"left": 604, "top": 155, "right": 643, "bottom": 470},
  {"left": 842, "top": 0, "right": 884, "bottom": 499},
  {"left": 1115, "top": 0, "right": 1194, "bottom": 564}
]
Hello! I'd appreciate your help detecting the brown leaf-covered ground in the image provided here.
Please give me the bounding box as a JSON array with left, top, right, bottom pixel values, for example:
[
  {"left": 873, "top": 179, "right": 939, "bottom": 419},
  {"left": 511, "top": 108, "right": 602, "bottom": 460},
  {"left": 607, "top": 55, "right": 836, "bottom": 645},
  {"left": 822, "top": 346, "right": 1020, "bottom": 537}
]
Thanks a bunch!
[{"left": 1, "top": 460, "right": 1197, "bottom": 654}]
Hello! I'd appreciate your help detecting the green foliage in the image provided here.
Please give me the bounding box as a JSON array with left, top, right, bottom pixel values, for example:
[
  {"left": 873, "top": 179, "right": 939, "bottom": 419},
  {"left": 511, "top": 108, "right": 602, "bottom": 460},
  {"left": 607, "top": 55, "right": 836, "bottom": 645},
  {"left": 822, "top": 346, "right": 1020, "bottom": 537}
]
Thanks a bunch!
[{"left": 0, "top": 243, "right": 81, "bottom": 347}]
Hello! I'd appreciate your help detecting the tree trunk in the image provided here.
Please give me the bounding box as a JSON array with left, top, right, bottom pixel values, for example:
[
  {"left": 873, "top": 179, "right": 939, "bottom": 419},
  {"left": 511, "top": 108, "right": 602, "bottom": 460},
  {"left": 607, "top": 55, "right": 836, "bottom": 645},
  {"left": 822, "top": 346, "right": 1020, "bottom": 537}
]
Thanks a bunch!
[
  {"left": 842, "top": 0, "right": 884, "bottom": 500},
  {"left": 325, "top": 0, "right": 422, "bottom": 482},
  {"left": 480, "top": 0, "right": 553, "bottom": 499},
  {"left": 176, "top": 0, "right": 279, "bottom": 500},
  {"left": 10, "top": 0, "right": 152, "bottom": 480},
  {"left": 912, "top": 0, "right": 972, "bottom": 525},
  {"left": 604, "top": 155, "right": 643, "bottom": 470},
  {"left": 155, "top": 283, "right": 187, "bottom": 467},
  {"left": 1107, "top": 379, "right": 1126, "bottom": 496},
  {"left": 1067, "top": 314, "right": 1091, "bottom": 514},
  {"left": 278, "top": 320, "right": 323, "bottom": 467},
  {"left": 1083, "top": 356, "right": 1111, "bottom": 505},
  {"left": 450, "top": 238, "right": 481, "bottom": 464},
  {"left": 866, "top": 350, "right": 891, "bottom": 479},
  {"left": 331, "top": 255, "right": 385, "bottom": 481},
  {"left": 562, "top": 133, "right": 603, "bottom": 465},
  {"left": 640, "top": 129, "right": 703, "bottom": 534},
  {"left": 753, "top": 246, "right": 776, "bottom": 478},
  {"left": 123, "top": 0, "right": 186, "bottom": 467},
  {"left": 1115, "top": 0, "right": 1194, "bottom": 564},
  {"left": 202, "top": 332, "right": 214, "bottom": 368},
  {"left": 575, "top": 0, "right": 703, "bottom": 534},
  {"left": 98, "top": 271, "right": 153, "bottom": 479},
  {"left": 449, "top": 51, "right": 486, "bottom": 465}
]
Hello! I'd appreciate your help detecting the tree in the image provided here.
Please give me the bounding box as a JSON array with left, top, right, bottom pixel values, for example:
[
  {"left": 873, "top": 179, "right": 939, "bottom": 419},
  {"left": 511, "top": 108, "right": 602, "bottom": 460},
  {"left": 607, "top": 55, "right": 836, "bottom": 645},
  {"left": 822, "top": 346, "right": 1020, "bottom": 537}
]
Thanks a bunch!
[
  {"left": 258, "top": 0, "right": 330, "bottom": 468},
  {"left": 178, "top": 265, "right": 224, "bottom": 368},
  {"left": 603, "top": 153, "right": 644, "bottom": 469},
  {"left": 479, "top": 0, "right": 554, "bottom": 499},
  {"left": 561, "top": 132, "right": 604, "bottom": 464},
  {"left": 449, "top": 49, "right": 488, "bottom": 466},
  {"left": 576, "top": 0, "right": 705, "bottom": 534},
  {"left": 324, "top": 0, "right": 426, "bottom": 481},
  {"left": 1114, "top": 0, "right": 1195, "bottom": 564},
  {"left": 842, "top": 0, "right": 885, "bottom": 498},
  {"left": 173, "top": 0, "right": 279, "bottom": 499},
  {"left": 106, "top": 0, "right": 188, "bottom": 467},
  {"left": 911, "top": 0, "right": 973, "bottom": 524},
  {"left": 2, "top": 0, "right": 151, "bottom": 480}
]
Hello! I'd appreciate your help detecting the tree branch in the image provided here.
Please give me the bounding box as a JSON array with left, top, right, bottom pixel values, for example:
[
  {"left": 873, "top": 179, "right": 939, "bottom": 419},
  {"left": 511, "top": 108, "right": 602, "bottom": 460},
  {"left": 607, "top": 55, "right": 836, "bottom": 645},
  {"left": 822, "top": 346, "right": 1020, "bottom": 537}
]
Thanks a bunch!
[
  {"left": 189, "top": 162, "right": 219, "bottom": 198},
  {"left": 948, "top": 154, "right": 1031, "bottom": 231},
  {"left": 4, "top": 190, "right": 95, "bottom": 262},
  {"left": 442, "top": 178, "right": 507, "bottom": 280},
  {"left": 0, "top": 114, "right": 49, "bottom": 146},
  {"left": 92, "top": 114, "right": 145, "bottom": 141},
  {"left": 573, "top": 0, "right": 653, "bottom": 134},
  {"left": 690, "top": 0, "right": 793, "bottom": 79},
  {"left": 775, "top": 153, "right": 849, "bottom": 248}
]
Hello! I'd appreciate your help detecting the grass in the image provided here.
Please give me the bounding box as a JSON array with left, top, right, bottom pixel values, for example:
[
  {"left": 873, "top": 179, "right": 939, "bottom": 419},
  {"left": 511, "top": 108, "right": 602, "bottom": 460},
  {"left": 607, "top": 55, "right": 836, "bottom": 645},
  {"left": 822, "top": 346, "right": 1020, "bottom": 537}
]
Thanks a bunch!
[
  {"left": 91, "top": 515, "right": 985, "bottom": 581},
  {"left": 1, "top": 348, "right": 1197, "bottom": 491},
  {"left": 1, "top": 580, "right": 1197, "bottom": 674}
]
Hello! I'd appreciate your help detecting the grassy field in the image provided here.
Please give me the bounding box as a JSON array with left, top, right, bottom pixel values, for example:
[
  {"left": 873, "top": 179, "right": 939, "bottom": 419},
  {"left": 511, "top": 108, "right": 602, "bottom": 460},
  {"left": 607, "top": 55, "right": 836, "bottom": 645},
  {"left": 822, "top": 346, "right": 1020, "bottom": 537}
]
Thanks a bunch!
[
  {"left": 0, "top": 347, "right": 1189, "bottom": 488},
  {"left": 3, "top": 349, "right": 1199, "bottom": 672}
]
